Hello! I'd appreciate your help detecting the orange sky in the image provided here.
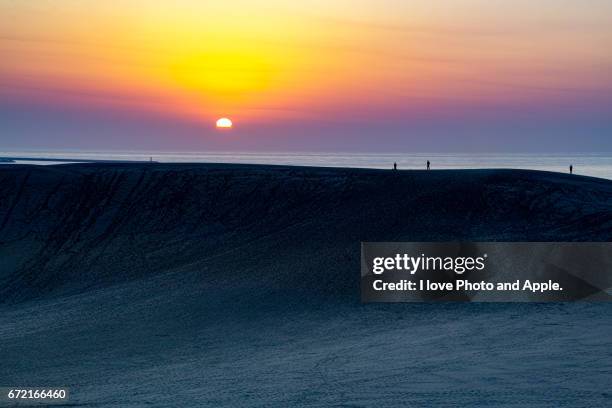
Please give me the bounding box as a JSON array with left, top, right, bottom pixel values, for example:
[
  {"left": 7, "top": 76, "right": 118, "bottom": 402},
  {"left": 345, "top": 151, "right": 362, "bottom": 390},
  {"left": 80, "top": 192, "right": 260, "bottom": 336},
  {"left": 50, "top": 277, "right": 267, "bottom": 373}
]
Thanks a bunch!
[{"left": 2, "top": 1, "right": 612, "bottom": 151}]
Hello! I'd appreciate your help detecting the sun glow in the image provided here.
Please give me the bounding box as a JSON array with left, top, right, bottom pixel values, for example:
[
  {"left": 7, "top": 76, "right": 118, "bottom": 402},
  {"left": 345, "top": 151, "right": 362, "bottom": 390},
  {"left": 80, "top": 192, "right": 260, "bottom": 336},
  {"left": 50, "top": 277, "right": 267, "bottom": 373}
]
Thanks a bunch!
[
  {"left": 2, "top": 1, "right": 611, "bottom": 134},
  {"left": 216, "top": 117, "right": 233, "bottom": 128}
]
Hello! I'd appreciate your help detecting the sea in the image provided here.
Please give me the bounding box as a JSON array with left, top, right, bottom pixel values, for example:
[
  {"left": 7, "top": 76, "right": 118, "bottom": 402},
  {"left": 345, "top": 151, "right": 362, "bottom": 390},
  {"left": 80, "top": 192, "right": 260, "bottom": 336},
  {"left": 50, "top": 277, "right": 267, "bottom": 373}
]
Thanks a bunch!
[{"left": 1, "top": 151, "right": 611, "bottom": 180}]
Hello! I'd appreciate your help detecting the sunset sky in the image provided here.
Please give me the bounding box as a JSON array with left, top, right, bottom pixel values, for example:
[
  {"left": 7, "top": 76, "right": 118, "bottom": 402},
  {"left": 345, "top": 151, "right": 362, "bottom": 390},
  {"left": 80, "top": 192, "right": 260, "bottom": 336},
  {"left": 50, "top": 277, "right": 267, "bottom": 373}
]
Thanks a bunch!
[{"left": 1, "top": 0, "right": 612, "bottom": 152}]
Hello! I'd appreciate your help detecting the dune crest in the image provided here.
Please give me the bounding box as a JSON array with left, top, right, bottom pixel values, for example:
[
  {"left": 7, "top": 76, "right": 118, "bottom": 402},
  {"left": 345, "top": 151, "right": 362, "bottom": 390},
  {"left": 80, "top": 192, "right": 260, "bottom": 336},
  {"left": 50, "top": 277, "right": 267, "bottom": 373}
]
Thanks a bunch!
[{"left": 1, "top": 164, "right": 611, "bottom": 303}]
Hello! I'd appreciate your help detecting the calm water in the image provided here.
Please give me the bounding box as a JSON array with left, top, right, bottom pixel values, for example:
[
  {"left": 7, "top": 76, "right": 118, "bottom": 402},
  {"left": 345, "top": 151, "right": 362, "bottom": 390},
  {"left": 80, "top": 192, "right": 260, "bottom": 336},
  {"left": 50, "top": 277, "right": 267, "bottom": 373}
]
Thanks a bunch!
[{"left": 2, "top": 151, "right": 612, "bottom": 180}]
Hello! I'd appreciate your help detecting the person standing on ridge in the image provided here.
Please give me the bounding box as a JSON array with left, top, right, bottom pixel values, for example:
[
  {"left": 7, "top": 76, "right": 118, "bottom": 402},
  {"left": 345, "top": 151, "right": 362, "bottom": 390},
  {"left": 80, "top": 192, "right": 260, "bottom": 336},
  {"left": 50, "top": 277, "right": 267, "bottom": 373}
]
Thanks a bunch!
[
  {"left": 427, "top": 160, "right": 430, "bottom": 170},
  {"left": 570, "top": 165, "right": 573, "bottom": 174},
  {"left": 393, "top": 162, "right": 397, "bottom": 171}
]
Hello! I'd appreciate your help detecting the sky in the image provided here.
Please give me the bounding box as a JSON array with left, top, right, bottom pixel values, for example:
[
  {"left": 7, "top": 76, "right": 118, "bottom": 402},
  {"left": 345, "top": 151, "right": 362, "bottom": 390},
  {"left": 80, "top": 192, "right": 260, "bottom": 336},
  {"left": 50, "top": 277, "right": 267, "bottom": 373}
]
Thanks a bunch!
[{"left": 1, "top": 0, "right": 612, "bottom": 152}]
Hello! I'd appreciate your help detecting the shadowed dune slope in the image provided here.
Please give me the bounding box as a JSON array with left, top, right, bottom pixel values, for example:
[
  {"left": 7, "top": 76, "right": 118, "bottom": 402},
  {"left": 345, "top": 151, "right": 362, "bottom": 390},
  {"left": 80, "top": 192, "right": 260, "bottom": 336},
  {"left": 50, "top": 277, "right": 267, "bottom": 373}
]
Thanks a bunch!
[
  {"left": 1, "top": 164, "right": 612, "bottom": 407},
  {"left": 1, "top": 163, "right": 611, "bottom": 303}
]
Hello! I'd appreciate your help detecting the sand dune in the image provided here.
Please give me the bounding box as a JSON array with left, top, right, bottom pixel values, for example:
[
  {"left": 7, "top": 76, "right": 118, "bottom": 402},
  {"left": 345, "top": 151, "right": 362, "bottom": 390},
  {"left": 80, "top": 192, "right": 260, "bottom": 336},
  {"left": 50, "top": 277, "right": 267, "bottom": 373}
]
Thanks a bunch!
[{"left": 1, "top": 164, "right": 611, "bottom": 406}]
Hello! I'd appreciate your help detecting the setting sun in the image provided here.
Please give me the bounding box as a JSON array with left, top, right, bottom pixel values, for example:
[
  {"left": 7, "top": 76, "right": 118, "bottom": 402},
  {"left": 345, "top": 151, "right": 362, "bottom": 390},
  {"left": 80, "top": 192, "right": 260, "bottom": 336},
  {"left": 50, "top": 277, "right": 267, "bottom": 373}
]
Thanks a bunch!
[{"left": 216, "top": 118, "right": 233, "bottom": 129}]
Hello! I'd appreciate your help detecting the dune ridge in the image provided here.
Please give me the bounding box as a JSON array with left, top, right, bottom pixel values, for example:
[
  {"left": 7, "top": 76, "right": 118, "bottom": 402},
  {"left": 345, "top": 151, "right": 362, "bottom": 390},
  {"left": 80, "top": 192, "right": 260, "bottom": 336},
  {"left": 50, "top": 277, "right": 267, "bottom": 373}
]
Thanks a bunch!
[
  {"left": 1, "top": 163, "right": 611, "bottom": 303},
  {"left": 1, "top": 164, "right": 612, "bottom": 407}
]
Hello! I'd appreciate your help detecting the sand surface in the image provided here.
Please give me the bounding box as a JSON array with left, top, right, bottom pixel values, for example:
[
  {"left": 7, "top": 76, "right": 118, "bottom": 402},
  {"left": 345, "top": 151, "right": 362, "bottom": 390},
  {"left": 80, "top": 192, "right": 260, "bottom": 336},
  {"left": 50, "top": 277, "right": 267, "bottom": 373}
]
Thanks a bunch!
[{"left": 1, "top": 164, "right": 611, "bottom": 407}]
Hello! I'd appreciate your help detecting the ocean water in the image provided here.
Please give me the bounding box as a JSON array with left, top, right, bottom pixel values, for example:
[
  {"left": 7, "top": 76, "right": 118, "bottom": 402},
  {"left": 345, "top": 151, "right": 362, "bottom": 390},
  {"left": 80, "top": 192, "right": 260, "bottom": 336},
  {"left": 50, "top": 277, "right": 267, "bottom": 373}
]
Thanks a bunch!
[{"left": 1, "top": 151, "right": 612, "bottom": 180}]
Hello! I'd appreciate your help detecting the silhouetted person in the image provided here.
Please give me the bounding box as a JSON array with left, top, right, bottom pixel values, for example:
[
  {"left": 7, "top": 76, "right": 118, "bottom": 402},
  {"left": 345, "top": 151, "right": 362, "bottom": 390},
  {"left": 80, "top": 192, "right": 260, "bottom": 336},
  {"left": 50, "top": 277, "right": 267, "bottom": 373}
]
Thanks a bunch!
[
  {"left": 393, "top": 162, "right": 397, "bottom": 171},
  {"left": 570, "top": 165, "right": 573, "bottom": 174},
  {"left": 427, "top": 160, "right": 430, "bottom": 170}
]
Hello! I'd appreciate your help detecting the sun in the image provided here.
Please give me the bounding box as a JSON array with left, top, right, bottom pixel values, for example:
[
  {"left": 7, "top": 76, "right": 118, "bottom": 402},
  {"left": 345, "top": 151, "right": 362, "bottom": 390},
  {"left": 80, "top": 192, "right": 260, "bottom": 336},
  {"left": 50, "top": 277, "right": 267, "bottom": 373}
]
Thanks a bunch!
[{"left": 216, "top": 117, "right": 233, "bottom": 129}]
